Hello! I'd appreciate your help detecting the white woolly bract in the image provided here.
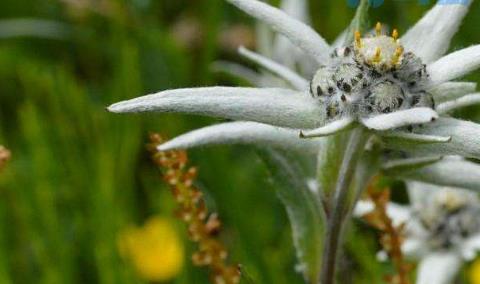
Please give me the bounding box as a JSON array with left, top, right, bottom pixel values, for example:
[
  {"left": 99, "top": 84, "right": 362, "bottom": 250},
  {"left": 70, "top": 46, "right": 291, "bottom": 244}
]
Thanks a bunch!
[
  {"left": 108, "top": 87, "right": 326, "bottom": 129},
  {"left": 226, "top": 0, "right": 330, "bottom": 64},
  {"left": 158, "top": 121, "right": 321, "bottom": 154}
]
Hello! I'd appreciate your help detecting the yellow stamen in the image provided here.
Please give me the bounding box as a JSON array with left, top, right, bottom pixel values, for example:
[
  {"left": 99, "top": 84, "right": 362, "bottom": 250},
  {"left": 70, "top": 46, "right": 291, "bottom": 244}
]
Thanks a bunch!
[
  {"left": 375, "top": 22, "right": 382, "bottom": 36},
  {"left": 392, "top": 29, "right": 399, "bottom": 41},
  {"left": 355, "top": 31, "right": 362, "bottom": 47},
  {"left": 373, "top": 47, "right": 382, "bottom": 63},
  {"left": 391, "top": 46, "right": 404, "bottom": 66}
]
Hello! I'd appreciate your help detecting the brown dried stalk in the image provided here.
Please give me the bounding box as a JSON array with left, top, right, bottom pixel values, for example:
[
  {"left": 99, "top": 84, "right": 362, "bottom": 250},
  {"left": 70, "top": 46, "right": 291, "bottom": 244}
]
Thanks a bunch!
[
  {"left": 363, "top": 181, "right": 412, "bottom": 284},
  {"left": 148, "top": 133, "right": 241, "bottom": 284},
  {"left": 0, "top": 146, "right": 11, "bottom": 171}
]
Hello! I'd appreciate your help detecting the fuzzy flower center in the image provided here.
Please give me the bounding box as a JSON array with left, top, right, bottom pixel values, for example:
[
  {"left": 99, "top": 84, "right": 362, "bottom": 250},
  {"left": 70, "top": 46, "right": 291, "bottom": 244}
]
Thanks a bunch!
[
  {"left": 415, "top": 190, "right": 480, "bottom": 250},
  {"left": 310, "top": 23, "right": 433, "bottom": 120}
]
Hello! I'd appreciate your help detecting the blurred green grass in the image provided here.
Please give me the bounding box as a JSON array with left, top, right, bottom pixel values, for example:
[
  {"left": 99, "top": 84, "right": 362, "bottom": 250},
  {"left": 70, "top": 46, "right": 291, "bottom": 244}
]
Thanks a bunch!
[{"left": 0, "top": 0, "right": 479, "bottom": 283}]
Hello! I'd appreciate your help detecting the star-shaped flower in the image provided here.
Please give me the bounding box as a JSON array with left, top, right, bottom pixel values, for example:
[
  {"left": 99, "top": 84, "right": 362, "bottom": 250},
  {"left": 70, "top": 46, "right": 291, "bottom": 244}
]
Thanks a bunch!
[
  {"left": 356, "top": 178, "right": 480, "bottom": 284},
  {"left": 108, "top": 0, "right": 480, "bottom": 165}
]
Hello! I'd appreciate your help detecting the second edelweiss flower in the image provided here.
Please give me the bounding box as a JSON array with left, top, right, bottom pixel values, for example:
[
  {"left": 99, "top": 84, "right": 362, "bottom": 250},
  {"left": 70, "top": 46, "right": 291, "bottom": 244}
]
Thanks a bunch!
[
  {"left": 356, "top": 180, "right": 480, "bottom": 284},
  {"left": 108, "top": 0, "right": 480, "bottom": 161}
]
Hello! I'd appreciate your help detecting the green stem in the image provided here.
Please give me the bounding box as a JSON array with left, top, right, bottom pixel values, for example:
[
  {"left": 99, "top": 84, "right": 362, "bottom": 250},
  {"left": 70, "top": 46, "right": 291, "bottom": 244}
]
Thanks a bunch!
[{"left": 319, "top": 128, "right": 367, "bottom": 284}]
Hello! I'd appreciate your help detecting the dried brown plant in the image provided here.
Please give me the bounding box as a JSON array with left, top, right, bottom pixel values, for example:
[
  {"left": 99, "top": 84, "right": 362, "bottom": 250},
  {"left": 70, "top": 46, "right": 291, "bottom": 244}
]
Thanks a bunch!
[
  {"left": 363, "top": 179, "right": 412, "bottom": 284},
  {"left": 148, "top": 133, "right": 241, "bottom": 284},
  {"left": 0, "top": 146, "right": 11, "bottom": 171}
]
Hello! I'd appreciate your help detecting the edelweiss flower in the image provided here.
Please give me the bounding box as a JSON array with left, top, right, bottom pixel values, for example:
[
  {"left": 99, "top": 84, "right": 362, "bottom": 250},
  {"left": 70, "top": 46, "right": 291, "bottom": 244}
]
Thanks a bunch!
[
  {"left": 107, "top": 1, "right": 480, "bottom": 282},
  {"left": 356, "top": 179, "right": 480, "bottom": 284},
  {"left": 108, "top": 0, "right": 480, "bottom": 165}
]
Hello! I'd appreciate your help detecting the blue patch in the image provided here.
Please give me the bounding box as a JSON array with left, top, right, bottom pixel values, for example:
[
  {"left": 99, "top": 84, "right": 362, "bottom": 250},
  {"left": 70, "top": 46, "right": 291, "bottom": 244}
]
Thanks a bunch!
[
  {"left": 347, "top": 0, "right": 468, "bottom": 7},
  {"left": 347, "top": 0, "right": 384, "bottom": 8},
  {"left": 438, "top": 0, "right": 470, "bottom": 5}
]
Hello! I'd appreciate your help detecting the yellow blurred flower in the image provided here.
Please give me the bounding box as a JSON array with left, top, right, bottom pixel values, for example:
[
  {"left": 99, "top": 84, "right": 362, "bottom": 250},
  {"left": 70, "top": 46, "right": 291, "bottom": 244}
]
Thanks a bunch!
[
  {"left": 119, "top": 216, "right": 184, "bottom": 282},
  {"left": 470, "top": 258, "right": 480, "bottom": 284}
]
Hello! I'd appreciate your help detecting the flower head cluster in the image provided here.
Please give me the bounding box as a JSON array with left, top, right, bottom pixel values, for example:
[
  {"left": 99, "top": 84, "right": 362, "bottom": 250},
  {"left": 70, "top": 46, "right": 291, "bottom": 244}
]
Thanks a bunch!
[
  {"left": 356, "top": 180, "right": 480, "bottom": 284},
  {"left": 414, "top": 187, "right": 480, "bottom": 251},
  {"left": 309, "top": 23, "right": 434, "bottom": 125}
]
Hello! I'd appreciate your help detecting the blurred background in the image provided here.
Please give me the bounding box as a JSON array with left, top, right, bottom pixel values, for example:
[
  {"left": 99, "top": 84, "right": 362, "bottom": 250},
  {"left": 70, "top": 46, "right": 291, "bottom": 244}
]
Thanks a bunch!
[{"left": 0, "top": 0, "right": 479, "bottom": 283}]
